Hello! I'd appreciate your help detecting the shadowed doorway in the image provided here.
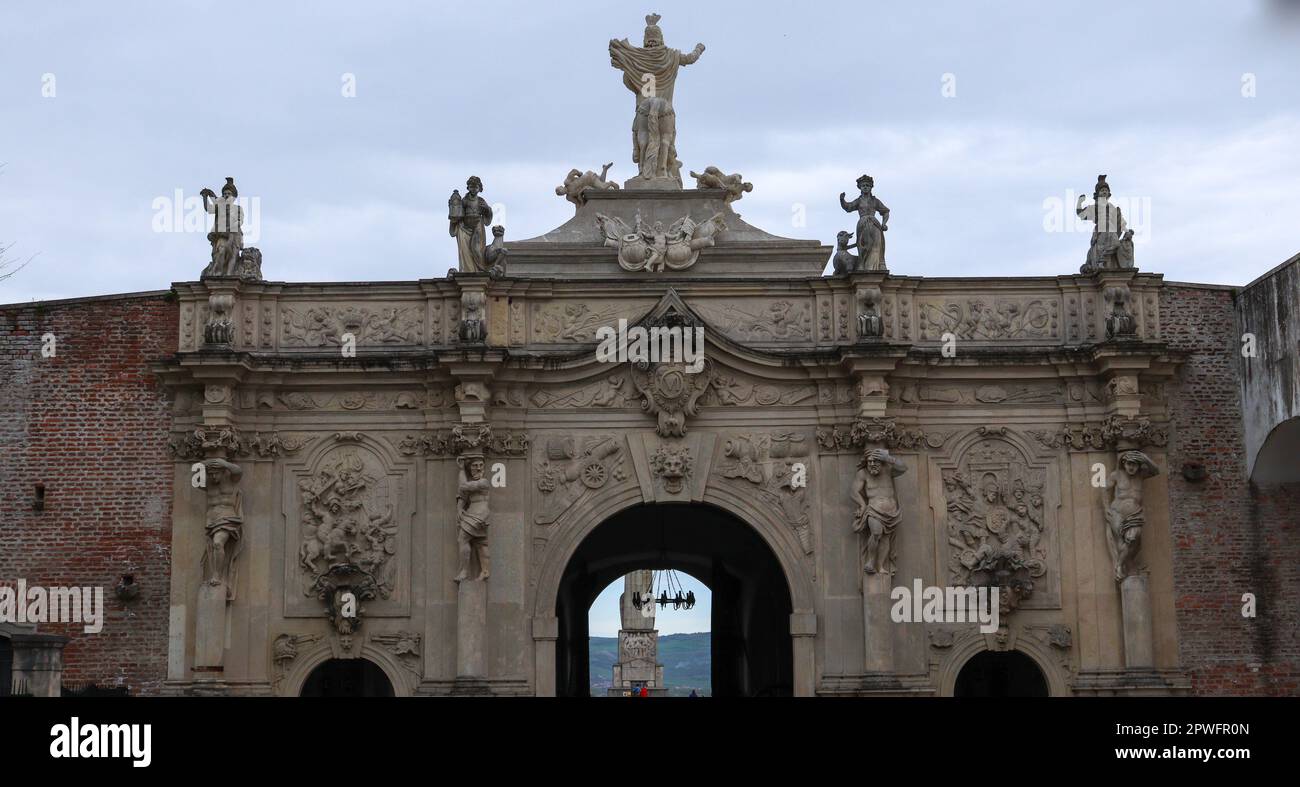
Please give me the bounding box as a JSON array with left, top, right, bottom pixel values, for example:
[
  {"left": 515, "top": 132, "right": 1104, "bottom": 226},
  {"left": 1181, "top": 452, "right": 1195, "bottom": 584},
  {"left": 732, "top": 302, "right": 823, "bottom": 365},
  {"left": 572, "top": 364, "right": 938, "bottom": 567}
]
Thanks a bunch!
[
  {"left": 300, "top": 658, "right": 394, "bottom": 697},
  {"left": 556, "top": 503, "right": 793, "bottom": 697},
  {"left": 954, "top": 650, "right": 1049, "bottom": 697}
]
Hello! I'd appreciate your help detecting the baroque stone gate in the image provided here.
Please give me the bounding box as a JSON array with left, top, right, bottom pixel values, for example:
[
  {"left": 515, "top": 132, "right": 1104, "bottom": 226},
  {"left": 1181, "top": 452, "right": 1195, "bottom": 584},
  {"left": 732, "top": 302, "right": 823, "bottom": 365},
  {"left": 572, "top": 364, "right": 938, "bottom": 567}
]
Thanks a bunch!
[{"left": 156, "top": 14, "right": 1189, "bottom": 697}]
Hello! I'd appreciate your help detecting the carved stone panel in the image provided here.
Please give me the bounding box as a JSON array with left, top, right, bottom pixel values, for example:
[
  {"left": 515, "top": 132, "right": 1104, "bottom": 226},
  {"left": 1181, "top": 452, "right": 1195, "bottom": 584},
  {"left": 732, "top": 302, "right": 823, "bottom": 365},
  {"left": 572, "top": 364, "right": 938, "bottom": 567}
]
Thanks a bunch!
[
  {"left": 934, "top": 429, "right": 1061, "bottom": 613},
  {"left": 531, "top": 301, "right": 653, "bottom": 343},
  {"left": 691, "top": 299, "right": 813, "bottom": 343},
  {"left": 713, "top": 432, "right": 814, "bottom": 554},
  {"left": 533, "top": 434, "right": 630, "bottom": 525},
  {"left": 283, "top": 438, "right": 414, "bottom": 618},
  {"left": 281, "top": 304, "right": 424, "bottom": 347},
  {"left": 918, "top": 297, "right": 1059, "bottom": 342}
]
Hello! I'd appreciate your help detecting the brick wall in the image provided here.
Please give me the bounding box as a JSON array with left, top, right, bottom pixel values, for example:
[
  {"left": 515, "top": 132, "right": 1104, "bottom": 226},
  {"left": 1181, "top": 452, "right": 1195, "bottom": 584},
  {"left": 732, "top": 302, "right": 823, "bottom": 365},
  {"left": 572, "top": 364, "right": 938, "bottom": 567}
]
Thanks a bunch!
[
  {"left": 0, "top": 291, "right": 177, "bottom": 694},
  {"left": 1161, "top": 282, "right": 1300, "bottom": 695}
]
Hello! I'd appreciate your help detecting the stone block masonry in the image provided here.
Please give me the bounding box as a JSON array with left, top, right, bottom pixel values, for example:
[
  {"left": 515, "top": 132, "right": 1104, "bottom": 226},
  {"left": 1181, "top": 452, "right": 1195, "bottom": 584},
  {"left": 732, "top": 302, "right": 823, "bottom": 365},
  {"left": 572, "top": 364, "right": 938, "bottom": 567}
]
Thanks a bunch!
[{"left": 0, "top": 291, "right": 177, "bottom": 694}]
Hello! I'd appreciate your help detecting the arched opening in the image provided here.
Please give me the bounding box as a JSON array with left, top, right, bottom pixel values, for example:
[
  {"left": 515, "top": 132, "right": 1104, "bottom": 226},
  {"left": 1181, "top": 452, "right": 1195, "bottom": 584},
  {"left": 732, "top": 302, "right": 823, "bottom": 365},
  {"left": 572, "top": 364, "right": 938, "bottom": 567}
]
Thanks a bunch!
[
  {"left": 954, "top": 650, "right": 1048, "bottom": 697},
  {"left": 300, "top": 658, "right": 394, "bottom": 697},
  {"left": 1251, "top": 416, "right": 1300, "bottom": 483},
  {"left": 588, "top": 570, "right": 711, "bottom": 696},
  {"left": 555, "top": 502, "right": 793, "bottom": 697}
]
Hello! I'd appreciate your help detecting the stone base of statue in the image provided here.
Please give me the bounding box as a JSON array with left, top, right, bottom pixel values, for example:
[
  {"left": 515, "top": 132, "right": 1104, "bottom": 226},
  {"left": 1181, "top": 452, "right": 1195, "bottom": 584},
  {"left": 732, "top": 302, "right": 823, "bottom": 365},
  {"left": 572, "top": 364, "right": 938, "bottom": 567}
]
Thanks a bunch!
[
  {"left": 508, "top": 188, "right": 830, "bottom": 280},
  {"left": 624, "top": 175, "right": 682, "bottom": 191},
  {"left": 862, "top": 571, "right": 895, "bottom": 673},
  {"left": 456, "top": 577, "right": 487, "bottom": 678},
  {"left": 194, "top": 580, "right": 228, "bottom": 671},
  {"left": 1120, "top": 573, "right": 1155, "bottom": 669}
]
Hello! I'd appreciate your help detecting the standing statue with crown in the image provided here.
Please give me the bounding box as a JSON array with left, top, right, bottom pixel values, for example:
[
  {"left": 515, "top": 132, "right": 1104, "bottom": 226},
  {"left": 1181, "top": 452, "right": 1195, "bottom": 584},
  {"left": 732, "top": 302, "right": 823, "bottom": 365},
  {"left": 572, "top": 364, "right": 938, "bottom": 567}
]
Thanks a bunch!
[{"left": 609, "top": 13, "right": 706, "bottom": 190}]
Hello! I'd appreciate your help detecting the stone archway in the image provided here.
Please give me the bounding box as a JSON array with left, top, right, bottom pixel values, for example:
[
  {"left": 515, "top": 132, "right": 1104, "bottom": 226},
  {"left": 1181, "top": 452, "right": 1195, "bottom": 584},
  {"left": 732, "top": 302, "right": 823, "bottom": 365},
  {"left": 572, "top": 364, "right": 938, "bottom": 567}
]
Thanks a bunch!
[
  {"left": 300, "top": 657, "right": 395, "bottom": 697},
  {"left": 954, "top": 650, "right": 1049, "bottom": 697},
  {"left": 546, "top": 501, "right": 800, "bottom": 697},
  {"left": 531, "top": 481, "right": 818, "bottom": 696},
  {"left": 282, "top": 643, "right": 411, "bottom": 697},
  {"left": 936, "top": 631, "right": 1069, "bottom": 697}
]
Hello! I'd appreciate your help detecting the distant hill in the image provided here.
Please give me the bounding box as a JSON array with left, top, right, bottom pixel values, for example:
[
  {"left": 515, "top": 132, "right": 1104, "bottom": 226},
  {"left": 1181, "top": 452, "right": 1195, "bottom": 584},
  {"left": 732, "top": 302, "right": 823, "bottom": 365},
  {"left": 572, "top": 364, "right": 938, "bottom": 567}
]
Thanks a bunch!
[{"left": 589, "top": 632, "right": 710, "bottom": 697}]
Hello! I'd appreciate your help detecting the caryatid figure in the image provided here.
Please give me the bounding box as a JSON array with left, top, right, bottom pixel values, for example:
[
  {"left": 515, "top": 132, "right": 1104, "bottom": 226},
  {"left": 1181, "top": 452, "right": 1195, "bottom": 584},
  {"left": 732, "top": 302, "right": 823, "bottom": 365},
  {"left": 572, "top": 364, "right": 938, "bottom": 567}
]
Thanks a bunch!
[
  {"left": 454, "top": 452, "right": 492, "bottom": 582},
  {"left": 851, "top": 448, "right": 907, "bottom": 575},
  {"left": 609, "top": 13, "right": 706, "bottom": 186},
  {"left": 200, "top": 177, "right": 244, "bottom": 278},
  {"left": 839, "top": 175, "right": 889, "bottom": 270},
  {"left": 201, "top": 457, "right": 244, "bottom": 597},
  {"left": 1104, "top": 450, "right": 1159, "bottom": 581},
  {"left": 1076, "top": 174, "right": 1129, "bottom": 272}
]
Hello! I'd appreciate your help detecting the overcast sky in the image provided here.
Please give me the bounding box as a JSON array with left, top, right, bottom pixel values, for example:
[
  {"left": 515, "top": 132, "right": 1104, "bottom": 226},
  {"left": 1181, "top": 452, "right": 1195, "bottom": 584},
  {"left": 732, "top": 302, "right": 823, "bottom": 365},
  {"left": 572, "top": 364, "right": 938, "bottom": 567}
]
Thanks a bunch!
[
  {"left": 589, "top": 572, "right": 710, "bottom": 638},
  {"left": 2, "top": 0, "right": 1298, "bottom": 303}
]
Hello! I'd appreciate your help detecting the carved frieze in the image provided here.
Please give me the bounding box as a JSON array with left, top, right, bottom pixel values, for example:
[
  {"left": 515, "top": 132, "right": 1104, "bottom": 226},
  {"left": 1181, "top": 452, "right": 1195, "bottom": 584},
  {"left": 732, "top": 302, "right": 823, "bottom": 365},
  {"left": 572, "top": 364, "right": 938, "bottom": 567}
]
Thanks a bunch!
[
  {"left": 532, "top": 301, "right": 652, "bottom": 343},
  {"left": 275, "top": 389, "right": 446, "bottom": 411},
  {"left": 529, "top": 375, "right": 639, "bottom": 409},
  {"left": 281, "top": 305, "right": 423, "bottom": 347},
  {"left": 396, "top": 428, "right": 528, "bottom": 458},
  {"left": 890, "top": 382, "right": 1065, "bottom": 406},
  {"left": 692, "top": 300, "right": 812, "bottom": 342},
  {"left": 705, "top": 374, "right": 817, "bottom": 407},
  {"left": 1027, "top": 415, "right": 1168, "bottom": 452},
  {"left": 918, "top": 297, "right": 1058, "bottom": 341},
  {"left": 816, "top": 417, "right": 949, "bottom": 454},
  {"left": 169, "top": 426, "right": 314, "bottom": 461}
]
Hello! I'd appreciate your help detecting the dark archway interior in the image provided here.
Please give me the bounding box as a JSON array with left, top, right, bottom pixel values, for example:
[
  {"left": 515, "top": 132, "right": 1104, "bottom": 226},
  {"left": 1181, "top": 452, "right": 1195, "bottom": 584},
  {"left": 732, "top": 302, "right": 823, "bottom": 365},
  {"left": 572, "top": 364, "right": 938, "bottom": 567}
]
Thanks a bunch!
[
  {"left": 556, "top": 503, "right": 793, "bottom": 697},
  {"left": 0, "top": 635, "right": 11, "bottom": 697},
  {"left": 954, "top": 650, "right": 1049, "bottom": 697},
  {"left": 300, "top": 658, "right": 394, "bottom": 697}
]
